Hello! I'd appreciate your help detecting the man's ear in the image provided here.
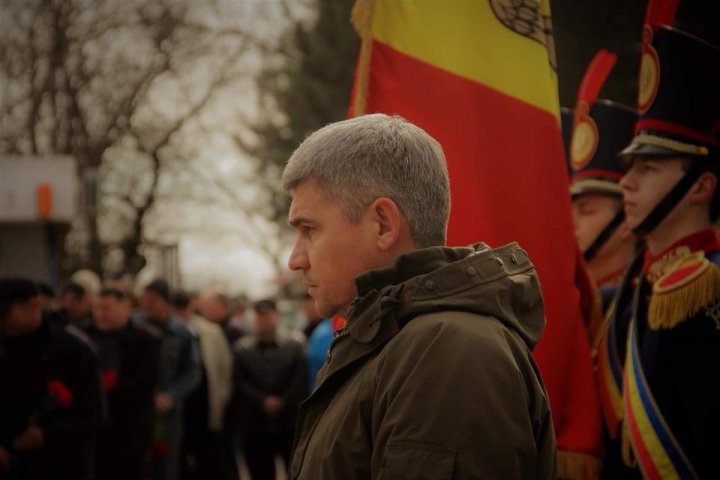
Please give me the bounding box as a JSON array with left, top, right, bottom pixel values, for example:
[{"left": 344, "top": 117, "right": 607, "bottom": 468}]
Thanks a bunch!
[
  {"left": 369, "top": 197, "right": 402, "bottom": 251},
  {"left": 690, "top": 171, "right": 717, "bottom": 204}
]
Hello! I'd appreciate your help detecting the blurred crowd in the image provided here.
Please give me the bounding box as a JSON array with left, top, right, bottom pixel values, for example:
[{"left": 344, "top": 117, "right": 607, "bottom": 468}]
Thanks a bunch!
[{"left": 0, "top": 272, "right": 335, "bottom": 480}]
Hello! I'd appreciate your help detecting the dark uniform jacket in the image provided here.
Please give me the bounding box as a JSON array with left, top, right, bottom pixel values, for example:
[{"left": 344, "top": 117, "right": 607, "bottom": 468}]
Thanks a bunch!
[
  {"left": 602, "top": 229, "right": 720, "bottom": 479},
  {"left": 86, "top": 322, "right": 160, "bottom": 469},
  {"left": 0, "top": 318, "right": 104, "bottom": 480},
  {"left": 290, "top": 243, "right": 556, "bottom": 480}
]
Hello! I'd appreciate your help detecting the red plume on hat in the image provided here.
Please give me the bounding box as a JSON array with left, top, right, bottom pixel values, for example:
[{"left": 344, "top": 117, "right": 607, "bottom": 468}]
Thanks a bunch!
[
  {"left": 644, "top": 0, "right": 680, "bottom": 30},
  {"left": 569, "top": 49, "right": 617, "bottom": 171}
]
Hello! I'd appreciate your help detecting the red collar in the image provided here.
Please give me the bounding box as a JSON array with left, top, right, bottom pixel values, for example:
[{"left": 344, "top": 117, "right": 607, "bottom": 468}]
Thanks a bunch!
[{"left": 643, "top": 228, "right": 720, "bottom": 283}]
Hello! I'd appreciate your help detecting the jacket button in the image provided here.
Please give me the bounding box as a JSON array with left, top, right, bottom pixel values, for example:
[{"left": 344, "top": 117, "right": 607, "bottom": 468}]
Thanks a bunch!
[
  {"left": 465, "top": 266, "right": 477, "bottom": 276},
  {"left": 493, "top": 257, "right": 504, "bottom": 266},
  {"left": 510, "top": 253, "right": 518, "bottom": 264},
  {"left": 424, "top": 280, "right": 437, "bottom": 291}
]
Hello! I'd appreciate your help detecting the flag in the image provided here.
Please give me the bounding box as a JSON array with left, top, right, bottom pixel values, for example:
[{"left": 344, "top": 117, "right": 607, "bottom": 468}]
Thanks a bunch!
[{"left": 350, "top": 1, "right": 604, "bottom": 477}]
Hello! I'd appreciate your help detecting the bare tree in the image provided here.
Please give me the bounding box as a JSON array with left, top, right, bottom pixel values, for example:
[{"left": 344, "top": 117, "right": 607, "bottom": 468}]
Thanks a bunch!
[{"left": 0, "top": 0, "right": 299, "bottom": 277}]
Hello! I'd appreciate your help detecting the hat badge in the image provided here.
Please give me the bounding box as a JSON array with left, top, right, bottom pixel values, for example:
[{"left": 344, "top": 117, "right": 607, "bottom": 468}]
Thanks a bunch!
[
  {"left": 570, "top": 101, "right": 599, "bottom": 170},
  {"left": 638, "top": 25, "right": 661, "bottom": 114}
]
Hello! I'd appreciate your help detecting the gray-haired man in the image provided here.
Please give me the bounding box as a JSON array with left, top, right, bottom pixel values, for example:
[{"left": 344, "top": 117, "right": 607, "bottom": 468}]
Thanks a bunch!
[{"left": 284, "top": 114, "right": 556, "bottom": 479}]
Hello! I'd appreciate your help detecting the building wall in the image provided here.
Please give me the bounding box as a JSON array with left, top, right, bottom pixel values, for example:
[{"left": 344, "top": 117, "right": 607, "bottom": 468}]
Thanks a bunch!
[{"left": 0, "top": 223, "right": 50, "bottom": 280}]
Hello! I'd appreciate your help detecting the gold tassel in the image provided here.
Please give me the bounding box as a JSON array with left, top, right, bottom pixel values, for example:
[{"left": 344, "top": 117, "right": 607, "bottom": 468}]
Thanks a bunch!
[
  {"left": 556, "top": 450, "right": 602, "bottom": 480},
  {"left": 621, "top": 419, "right": 638, "bottom": 468},
  {"left": 648, "top": 259, "right": 720, "bottom": 329},
  {"left": 350, "top": 0, "right": 375, "bottom": 117}
]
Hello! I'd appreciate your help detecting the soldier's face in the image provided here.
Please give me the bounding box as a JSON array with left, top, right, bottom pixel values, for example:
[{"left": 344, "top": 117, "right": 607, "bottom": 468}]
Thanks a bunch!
[
  {"left": 620, "top": 157, "right": 685, "bottom": 232},
  {"left": 572, "top": 194, "right": 622, "bottom": 252},
  {"left": 287, "top": 180, "right": 381, "bottom": 318}
]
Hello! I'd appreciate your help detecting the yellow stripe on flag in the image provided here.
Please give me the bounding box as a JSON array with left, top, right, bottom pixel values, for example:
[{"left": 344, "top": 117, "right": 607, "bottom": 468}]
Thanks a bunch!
[{"left": 371, "top": 0, "right": 559, "bottom": 116}]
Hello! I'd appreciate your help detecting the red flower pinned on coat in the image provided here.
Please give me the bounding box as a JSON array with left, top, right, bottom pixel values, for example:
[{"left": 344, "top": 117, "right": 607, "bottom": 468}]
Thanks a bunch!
[
  {"left": 101, "top": 370, "right": 118, "bottom": 391},
  {"left": 151, "top": 441, "right": 170, "bottom": 458},
  {"left": 46, "top": 380, "right": 73, "bottom": 407}
]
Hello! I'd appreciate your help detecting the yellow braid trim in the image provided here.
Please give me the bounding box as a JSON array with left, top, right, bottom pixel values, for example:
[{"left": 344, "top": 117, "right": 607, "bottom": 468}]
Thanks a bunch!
[
  {"left": 557, "top": 450, "right": 602, "bottom": 480},
  {"left": 648, "top": 255, "right": 720, "bottom": 329}
]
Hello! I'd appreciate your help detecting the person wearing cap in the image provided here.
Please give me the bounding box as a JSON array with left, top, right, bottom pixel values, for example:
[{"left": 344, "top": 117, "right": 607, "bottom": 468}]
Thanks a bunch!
[
  {"left": 598, "top": 4, "right": 720, "bottom": 479},
  {"left": 139, "top": 279, "right": 200, "bottom": 480},
  {"left": 568, "top": 51, "right": 638, "bottom": 296},
  {"left": 0, "top": 278, "right": 104, "bottom": 480},
  {"left": 284, "top": 114, "right": 555, "bottom": 479},
  {"left": 565, "top": 51, "right": 639, "bottom": 358},
  {"left": 233, "top": 299, "right": 307, "bottom": 480},
  {"left": 87, "top": 287, "right": 160, "bottom": 480}
]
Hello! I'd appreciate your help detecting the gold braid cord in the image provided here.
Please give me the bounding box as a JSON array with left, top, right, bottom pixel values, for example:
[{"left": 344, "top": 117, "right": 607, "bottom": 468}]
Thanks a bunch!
[{"left": 557, "top": 450, "right": 602, "bottom": 480}]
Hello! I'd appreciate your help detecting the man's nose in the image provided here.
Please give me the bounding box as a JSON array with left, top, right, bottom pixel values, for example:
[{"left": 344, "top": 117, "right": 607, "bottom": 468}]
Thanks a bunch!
[
  {"left": 288, "top": 240, "right": 308, "bottom": 271},
  {"left": 619, "top": 169, "right": 635, "bottom": 192}
]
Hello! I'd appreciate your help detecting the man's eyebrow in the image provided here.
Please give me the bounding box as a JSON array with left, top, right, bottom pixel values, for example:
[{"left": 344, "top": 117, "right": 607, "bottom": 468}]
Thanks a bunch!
[{"left": 288, "top": 216, "right": 314, "bottom": 228}]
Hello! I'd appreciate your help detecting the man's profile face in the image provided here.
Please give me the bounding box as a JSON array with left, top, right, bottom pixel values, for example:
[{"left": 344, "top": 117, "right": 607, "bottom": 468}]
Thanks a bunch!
[
  {"left": 572, "top": 193, "right": 621, "bottom": 252},
  {"left": 620, "top": 157, "right": 685, "bottom": 231},
  {"left": 93, "top": 295, "right": 129, "bottom": 331},
  {"left": 288, "top": 180, "right": 380, "bottom": 318}
]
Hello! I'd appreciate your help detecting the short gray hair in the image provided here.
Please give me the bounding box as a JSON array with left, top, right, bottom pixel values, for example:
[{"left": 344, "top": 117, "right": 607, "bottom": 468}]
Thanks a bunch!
[{"left": 283, "top": 114, "right": 450, "bottom": 247}]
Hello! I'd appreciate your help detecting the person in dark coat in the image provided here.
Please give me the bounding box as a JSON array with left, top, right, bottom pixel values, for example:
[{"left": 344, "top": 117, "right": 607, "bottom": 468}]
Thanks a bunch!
[
  {"left": 0, "top": 278, "right": 104, "bottom": 480},
  {"left": 139, "top": 279, "right": 201, "bottom": 480},
  {"left": 86, "top": 287, "right": 160, "bottom": 480},
  {"left": 282, "top": 114, "right": 556, "bottom": 479},
  {"left": 234, "top": 299, "right": 307, "bottom": 480}
]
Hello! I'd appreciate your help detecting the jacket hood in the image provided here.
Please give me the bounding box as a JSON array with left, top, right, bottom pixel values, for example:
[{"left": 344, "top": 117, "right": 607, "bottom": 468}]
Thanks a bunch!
[{"left": 349, "top": 242, "right": 546, "bottom": 349}]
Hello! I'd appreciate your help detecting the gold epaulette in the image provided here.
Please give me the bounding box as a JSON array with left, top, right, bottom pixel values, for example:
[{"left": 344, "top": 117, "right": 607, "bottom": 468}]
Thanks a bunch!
[{"left": 648, "top": 251, "right": 720, "bottom": 329}]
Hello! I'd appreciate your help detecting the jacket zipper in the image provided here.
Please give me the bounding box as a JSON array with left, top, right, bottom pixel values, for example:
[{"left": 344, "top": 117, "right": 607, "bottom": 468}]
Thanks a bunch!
[{"left": 326, "top": 328, "right": 348, "bottom": 363}]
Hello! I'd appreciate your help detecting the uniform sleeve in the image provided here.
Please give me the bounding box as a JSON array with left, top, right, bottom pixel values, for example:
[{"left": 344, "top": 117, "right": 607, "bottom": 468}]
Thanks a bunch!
[{"left": 371, "top": 315, "right": 556, "bottom": 480}]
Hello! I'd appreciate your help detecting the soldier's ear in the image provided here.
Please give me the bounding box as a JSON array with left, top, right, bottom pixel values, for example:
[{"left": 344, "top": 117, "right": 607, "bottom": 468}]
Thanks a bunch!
[{"left": 689, "top": 171, "right": 717, "bottom": 204}]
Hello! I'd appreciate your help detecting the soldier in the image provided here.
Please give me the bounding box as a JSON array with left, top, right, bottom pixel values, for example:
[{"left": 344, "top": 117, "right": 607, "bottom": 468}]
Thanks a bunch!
[
  {"left": 566, "top": 50, "right": 639, "bottom": 358},
  {"left": 0, "top": 278, "right": 104, "bottom": 480},
  {"left": 567, "top": 50, "right": 638, "bottom": 301},
  {"left": 598, "top": 3, "right": 720, "bottom": 479}
]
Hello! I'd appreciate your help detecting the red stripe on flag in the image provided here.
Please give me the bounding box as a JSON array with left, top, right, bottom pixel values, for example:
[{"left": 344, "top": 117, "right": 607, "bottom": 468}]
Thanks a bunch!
[{"left": 363, "top": 39, "right": 603, "bottom": 457}]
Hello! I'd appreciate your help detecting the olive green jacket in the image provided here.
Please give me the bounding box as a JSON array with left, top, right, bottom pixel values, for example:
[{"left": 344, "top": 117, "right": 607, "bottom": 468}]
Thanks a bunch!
[{"left": 290, "top": 243, "right": 557, "bottom": 480}]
